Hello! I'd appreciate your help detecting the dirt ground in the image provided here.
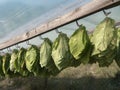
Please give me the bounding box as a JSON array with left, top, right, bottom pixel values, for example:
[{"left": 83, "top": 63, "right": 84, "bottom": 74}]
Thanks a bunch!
[{"left": 0, "top": 61, "right": 120, "bottom": 90}]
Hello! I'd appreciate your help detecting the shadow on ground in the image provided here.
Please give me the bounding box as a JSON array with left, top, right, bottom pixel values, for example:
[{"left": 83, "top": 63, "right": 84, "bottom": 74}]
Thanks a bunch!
[
  {"left": 0, "top": 63, "right": 120, "bottom": 90},
  {"left": 0, "top": 73, "right": 120, "bottom": 90}
]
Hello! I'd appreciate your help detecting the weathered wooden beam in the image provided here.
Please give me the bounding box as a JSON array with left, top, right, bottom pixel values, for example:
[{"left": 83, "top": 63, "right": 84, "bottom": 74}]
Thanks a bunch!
[{"left": 0, "top": 0, "right": 120, "bottom": 50}]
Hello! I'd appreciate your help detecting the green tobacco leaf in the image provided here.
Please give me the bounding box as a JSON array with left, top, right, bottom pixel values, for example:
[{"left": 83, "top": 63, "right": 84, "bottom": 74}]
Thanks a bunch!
[
  {"left": 98, "top": 47, "right": 116, "bottom": 67},
  {"left": 69, "top": 25, "right": 90, "bottom": 60},
  {"left": 10, "top": 49, "right": 18, "bottom": 72},
  {"left": 16, "top": 48, "right": 29, "bottom": 76},
  {"left": 115, "top": 28, "right": 120, "bottom": 67},
  {"left": 40, "top": 38, "right": 52, "bottom": 68},
  {"left": 93, "top": 28, "right": 116, "bottom": 67},
  {"left": 40, "top": 38, "right": 59, "bottom": 75},
  {"left": 2, "top": 53, "right": 11, "bottom": 77},
  {"left": 69, "top": 25, "right": 91, "bottom": 64},
  {"left": 0, "top": 56, "right": 4, "bottom": 77},
  {"left": 25, "top": 45, "right": 41, "bottom": 76},
  {"left": 52, "top": 32, "right": 72, "bottom": 70},
  {"left": 80, "top": 43, "right": 92, "bottom": 64},
  {"left": 91, "top": 17, "right": 115, "bottom": 55}
]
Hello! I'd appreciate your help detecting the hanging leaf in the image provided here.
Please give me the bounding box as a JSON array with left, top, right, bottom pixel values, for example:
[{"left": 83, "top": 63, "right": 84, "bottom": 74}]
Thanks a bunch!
[
  {"left": 16, "top": 48, "right": 29, "bottom": 77},
  {"left": 40, "top": 38, "right": 59, "bottom": 75},
  {"left": 97, "top": 46, "right": 116, "bottom": 67},
  {"left": 69, "top": 25, "right": 91, "bottom": 64},
  {"left": 80, "top": 44, "right": 92, "bottom": 64},
  {"left": 0, "top": 56, "right": 4, "bottom": 77},
  {"left": 52, "top": 32, "right": 72, "bottom": 70},
  {"left": 2, "top": 53, "right": 11, "bottom": 77},
  {"left": 10, "top": 49, "right": 18, "bottom": 72},
  {"left": 91, "top": 17, "right": 115, "bottom": 56},
  {"left": 25, "top": 45, "right": 41, "bottom": 76},
  {"left": 91, "top": 17, "right": 116, "bottom": 67},
  {"left": 115, "top": 28, "right": 120, "bottom": 67}
]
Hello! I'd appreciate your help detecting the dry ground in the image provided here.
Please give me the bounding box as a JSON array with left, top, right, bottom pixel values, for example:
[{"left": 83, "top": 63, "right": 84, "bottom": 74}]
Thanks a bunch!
[{"left": 0, "top": 61, "right": 120, "bottom": 90}]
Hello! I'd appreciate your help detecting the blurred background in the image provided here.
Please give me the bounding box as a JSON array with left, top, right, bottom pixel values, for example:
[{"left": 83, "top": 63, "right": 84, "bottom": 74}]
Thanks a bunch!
[{"left": 0, "top": 0, "right": 120, "bottom": 90}]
